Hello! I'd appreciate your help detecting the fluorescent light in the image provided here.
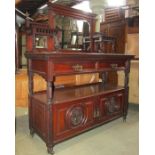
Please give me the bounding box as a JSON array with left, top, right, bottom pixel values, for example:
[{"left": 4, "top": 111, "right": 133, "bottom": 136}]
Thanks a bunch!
[
  {"left": 39, "top": 0, "right": 58, "bottom": 10},
  {"left": 39, "top": 4, "right": 47, "bottom": 9},
  {"left": 72, "top": 1, "right": 92, "bottom": 13},
  {"left": 107, "top": 0, "right": 126, "bottom": 7},
  {"left": 52, "top": 0, "right": 58, "bottom": 3}
]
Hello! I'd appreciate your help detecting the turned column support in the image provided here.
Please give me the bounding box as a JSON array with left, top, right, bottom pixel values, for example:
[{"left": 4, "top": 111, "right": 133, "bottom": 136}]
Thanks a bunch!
[
  {"left": 28, "top": 71, "right": 34, "bottom": 95},
  {"left": 47, "top": 81, "right": 54, "bottom": 104},
  {"left": 28, "top": 59, "right": 34, "bottom": 96},
  {"left": 123, "top": 60, "right": 131, "bottom": 121},
  {"left": 124, "top": 60, "right": 130, "bottom": 88},
  {"left": 15, "top": 24, "right": 21, "bottom": 73}
]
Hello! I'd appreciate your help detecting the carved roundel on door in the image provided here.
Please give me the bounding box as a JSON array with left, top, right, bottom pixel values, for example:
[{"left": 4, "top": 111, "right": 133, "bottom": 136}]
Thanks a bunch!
[{"left": 66, "top": 105, "right": 85, "bottom": 128}]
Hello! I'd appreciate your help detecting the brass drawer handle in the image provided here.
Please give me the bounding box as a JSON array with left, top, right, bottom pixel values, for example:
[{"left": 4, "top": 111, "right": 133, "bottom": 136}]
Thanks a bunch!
[
  {"left": 111, "top": 64, "right": 118, "bottom": 69},
  {"left": 72, "top": 64, "right": 83, "bottom": 71}
]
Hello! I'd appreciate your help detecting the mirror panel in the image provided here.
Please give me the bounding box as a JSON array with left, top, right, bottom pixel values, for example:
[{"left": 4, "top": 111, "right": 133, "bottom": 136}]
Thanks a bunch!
[
  {"left": 35, "top": 35, "right": 48, "bottom": 48},
  {"left": 54, "top": 15, "right": 90, "bottom": 50}
]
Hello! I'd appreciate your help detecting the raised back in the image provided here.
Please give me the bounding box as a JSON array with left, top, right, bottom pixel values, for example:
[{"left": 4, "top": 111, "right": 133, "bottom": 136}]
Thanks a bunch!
[
  {"left": 26, "top": 3, "right": 97, "bottom": 52},
  {"left": 47, "top": 3, "right": 96, "bottom": 23}
]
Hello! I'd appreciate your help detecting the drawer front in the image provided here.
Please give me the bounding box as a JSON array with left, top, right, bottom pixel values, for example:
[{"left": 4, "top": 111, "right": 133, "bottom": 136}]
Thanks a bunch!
[
  {"left": 100, "top": 90, "right": 124, "bottom": 118},
  {"left": 53, "top": 61, "right": 125, "bottom": 75},
  {"left": 98, "top": 61, "right": 125, "bottom": 70},
  {"left": 53, "top": 97, "right": 95, "bottom": 142},
  {"left": 53, "top": 61, "right": 97, "bottom": 74}
]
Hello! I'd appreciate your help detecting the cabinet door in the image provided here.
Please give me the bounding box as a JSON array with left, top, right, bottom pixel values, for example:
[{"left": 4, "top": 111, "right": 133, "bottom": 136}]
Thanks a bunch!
[
  {"left": 100, "top": 91, "right": 124, "bottom": 118},
  {"left": 53, "top": 97, "right": 95, "bottom": 142}
]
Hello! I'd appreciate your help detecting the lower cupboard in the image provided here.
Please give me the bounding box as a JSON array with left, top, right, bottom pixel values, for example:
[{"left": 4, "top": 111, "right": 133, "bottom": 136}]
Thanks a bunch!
[{"left": 29, "top": 87, "right": 125, "bottom": 149}]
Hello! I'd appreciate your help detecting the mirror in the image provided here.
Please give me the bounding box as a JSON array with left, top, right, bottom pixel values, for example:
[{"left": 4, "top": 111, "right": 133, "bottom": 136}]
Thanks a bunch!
[
  {"left": 35, "top": 35, "right": 48, "bottom": 48},
  {"left": 54, "top": 15, "right": 90, "bottom": 50}
]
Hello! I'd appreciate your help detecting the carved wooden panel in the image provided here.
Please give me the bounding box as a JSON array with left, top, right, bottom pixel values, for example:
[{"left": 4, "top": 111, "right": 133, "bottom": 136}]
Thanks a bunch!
[
  {"left": 100, "top": 91, "right": 124, "bottom": 117},
  {"left": 53, "top": 98, "right": 94, "bottom": 142},
  {"left": 105, "top": 96, "right": 120, "bottom": 113},
  {"left": 66, "top": 106, "right": 85, "bottom": 127}
]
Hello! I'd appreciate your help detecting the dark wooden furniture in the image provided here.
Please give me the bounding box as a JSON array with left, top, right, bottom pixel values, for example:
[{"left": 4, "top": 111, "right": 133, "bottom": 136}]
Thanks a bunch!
[
  {"left": 100, "top": 7, "right": 126, "bottom": 53},
  {"left": 100, "top": 20, "right": 125, "bottom": 53},
  {"left": 25, "top": 52, "right": 134, "bottom": 154},
  {"left": 100, "top": 7, "right": 126, "bottom": 86},
  {"left": 26, "top": 3, "right": 96, "bottom": 53},
  {"left": 104, "top": 7, "right": 125, "bottom": 22},
  {"left": 83, "top": 33, "right": 116, "bottom": 53},
  {"left": 25, "top": 3, "right": 134, "bottom": 154},
  {"left": 126, "top": 15, "right": 139, "bottom": 34}
]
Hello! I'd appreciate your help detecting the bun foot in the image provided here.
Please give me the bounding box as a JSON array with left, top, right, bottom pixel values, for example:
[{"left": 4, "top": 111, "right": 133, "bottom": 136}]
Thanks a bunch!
[{"left": 47, "top": 146, "right": 54, "bottom": 155}]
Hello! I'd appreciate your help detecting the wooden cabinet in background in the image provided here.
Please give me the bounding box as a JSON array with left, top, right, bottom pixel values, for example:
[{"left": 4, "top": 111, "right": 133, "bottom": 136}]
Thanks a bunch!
[
  {"left": 100, "top": 20, "right": 126, "bottom": 85},
  {"left": 100, "top": 20, "right": 125, "bottom": 53}
]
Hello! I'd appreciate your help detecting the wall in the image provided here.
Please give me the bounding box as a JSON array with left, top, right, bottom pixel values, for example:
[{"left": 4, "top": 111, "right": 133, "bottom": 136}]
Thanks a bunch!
[
  {"left": 118, "top": 60, "right": 139, "bottom": 104},
  {"left": 127, "top": 0, "right": 139, "bottom": 5},
  {"left": 129, "top": 60, "right": 139, "bottom": 104},
  {"left": 125, "top": 11, "right": 139, "bottom": 104},
  {"left": 126, "top": 33, "right": 139, "bottom": 58}
]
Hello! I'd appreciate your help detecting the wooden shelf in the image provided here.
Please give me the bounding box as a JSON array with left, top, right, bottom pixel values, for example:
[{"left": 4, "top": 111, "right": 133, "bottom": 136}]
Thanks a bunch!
[{"left": 33, "top": 83, "right": 124, "bottom": 104}]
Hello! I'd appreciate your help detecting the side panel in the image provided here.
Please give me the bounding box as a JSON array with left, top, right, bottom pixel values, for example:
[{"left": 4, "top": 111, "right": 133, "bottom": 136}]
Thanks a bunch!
[{"left": 30, "top": 97, "right": 50, "bottom": 142}]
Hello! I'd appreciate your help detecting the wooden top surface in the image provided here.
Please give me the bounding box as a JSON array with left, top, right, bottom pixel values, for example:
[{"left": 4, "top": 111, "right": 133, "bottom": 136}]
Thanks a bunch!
[
  {"left": 33, "top": 83, "right": 124, "bottom": 104},
  {"left": 25, "top": 51, "right": 134, "bottom": 60}
]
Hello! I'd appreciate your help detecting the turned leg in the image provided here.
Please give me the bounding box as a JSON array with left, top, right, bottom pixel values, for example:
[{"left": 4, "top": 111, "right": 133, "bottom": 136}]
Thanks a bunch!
[
  {"left": 47, "top": 81, "right": 54, "bottom": 104},
  {"left": 123, "top": 60, "right": 130, "bottom": 122}
]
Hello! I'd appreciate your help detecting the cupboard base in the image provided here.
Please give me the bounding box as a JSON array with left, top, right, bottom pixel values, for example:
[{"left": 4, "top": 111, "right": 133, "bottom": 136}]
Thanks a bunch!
[{"left": 29, "top": 88, "right": 125, "bottom": 154}]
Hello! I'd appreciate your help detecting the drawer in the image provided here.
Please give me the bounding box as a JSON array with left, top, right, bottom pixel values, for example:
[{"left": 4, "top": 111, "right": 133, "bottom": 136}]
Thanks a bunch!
[
  {"left": 53, "top": 61, "right": 125, "bottom": 75},
  {"left": 98, "top": 61, "right": 125, "bottom": 70},
  {"left": 53, "top": 61, "right": 97, "bottom": 75}
]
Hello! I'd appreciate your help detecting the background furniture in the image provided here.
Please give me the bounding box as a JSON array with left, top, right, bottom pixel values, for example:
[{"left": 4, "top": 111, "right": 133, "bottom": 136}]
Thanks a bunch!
[
  {"left": 100, "top": 20, "right": 125, "bottom": 53},
  {"left": 83, "top": 33, "right": 116, "bottom": 53},
  {"left": 100, "top": 7, "right": 126, "bottom": 53}
]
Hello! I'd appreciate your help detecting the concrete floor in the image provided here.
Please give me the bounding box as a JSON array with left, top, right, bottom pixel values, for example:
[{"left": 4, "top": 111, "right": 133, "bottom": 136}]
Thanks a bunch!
[{"left": 15, "top": 106, "right": 138, "bottom": 155}]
